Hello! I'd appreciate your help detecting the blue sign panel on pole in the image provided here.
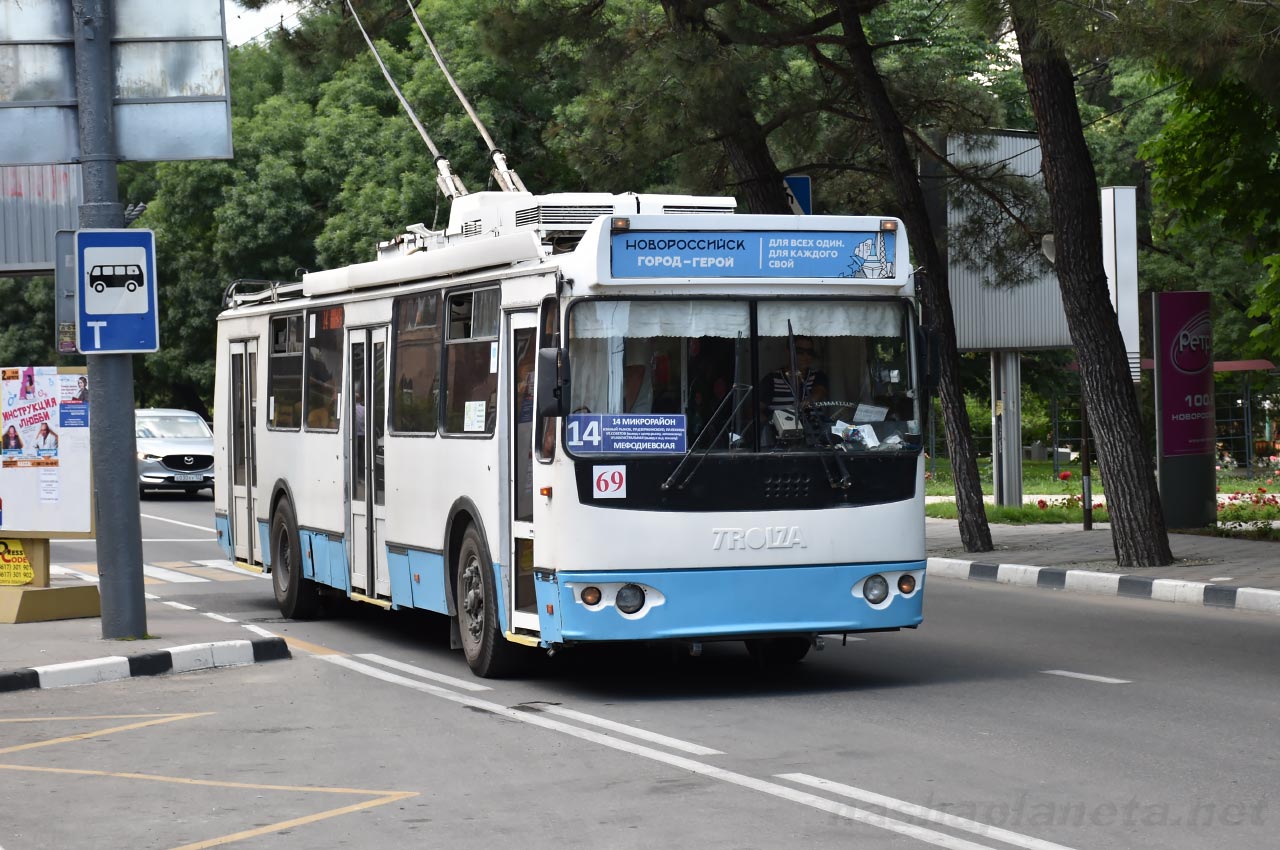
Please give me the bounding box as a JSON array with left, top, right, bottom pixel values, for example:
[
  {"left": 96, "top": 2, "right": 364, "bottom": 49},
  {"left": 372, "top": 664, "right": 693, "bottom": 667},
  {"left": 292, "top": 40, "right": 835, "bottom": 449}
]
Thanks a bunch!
[
  {"left": 75, "top": 229, "right": 160, "bottom": 353},
  {"left": 610, "top": 229, "right": 896, "bottom": 280},
  {"left": 784, "top": 175, "right": 812, "bottom": 215},
  {"left": 566, "top": 413, "right": 687, "bottom": 454}
]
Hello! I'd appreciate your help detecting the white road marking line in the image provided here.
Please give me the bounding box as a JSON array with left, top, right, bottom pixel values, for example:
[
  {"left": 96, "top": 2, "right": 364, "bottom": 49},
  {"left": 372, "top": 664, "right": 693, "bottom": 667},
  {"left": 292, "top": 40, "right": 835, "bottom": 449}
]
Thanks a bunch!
[
  {"left": 145, "top": 593, "right": 160, "bottom": 600},
  {"left": 51, "top": 538, "right": 217, "bottom": 543},
  {"left": 355, "top": 653, "right": 492, "bottom": 692},
  {"left": 163, "top": 601, "right": 197, "bottom": 611},
  {"left": 242, "top": 625, "right": 278, "bottom": 639},
  {"left": 50, "top": 565, "right": 99, "bottom": 583},
  {"left": 143, "top": 563, "right": 208, "bottom": 583},
  {"left": 203, "top": 613, "right": 238, "bottom": 623},
  {"left": 193, "top": 559, "right": 270, "bottom": 579},
  {"left": 779, "top": 774, "right": 1080, "bottom": 850},
  {"left": 1210, "top": 577, "right": 1234, "bottom": 582},
  {"left": 1042, "top": 670, "right": 1131, "bottom": 684},
  {"left": 140, "top": 513, "right": 217, "bottom": 533},
  {"left": 534, "top": 704, "right": 724, "bottom": 756},
  {"left": 320, "top": 656, "right": 1001, "bottom": 850}
]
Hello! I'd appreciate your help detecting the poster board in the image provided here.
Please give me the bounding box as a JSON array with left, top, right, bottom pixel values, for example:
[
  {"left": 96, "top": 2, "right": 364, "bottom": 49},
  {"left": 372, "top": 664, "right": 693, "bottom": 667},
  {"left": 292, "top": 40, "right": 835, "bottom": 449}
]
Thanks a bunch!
[{"left": 0, "top": 365, "right": 93, "bottom": 536}]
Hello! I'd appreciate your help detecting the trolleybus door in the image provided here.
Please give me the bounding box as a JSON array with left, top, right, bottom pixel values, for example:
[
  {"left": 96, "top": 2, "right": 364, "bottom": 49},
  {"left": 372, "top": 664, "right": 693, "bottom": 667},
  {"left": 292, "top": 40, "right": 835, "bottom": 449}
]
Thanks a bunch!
[
  {"left": 228, "top": 339, "right": 258, "bottom": 564},
  {"left": 348, "top": 327, "right": 391, "bottom": 597},
  {"left": 508, "top": 311, "right": 539, "bottom": 633}
]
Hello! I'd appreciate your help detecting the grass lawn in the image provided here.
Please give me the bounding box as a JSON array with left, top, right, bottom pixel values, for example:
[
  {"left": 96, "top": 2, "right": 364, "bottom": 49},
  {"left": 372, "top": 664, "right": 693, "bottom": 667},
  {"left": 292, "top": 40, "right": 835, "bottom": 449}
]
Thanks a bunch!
[
  {"left": 925, "top": 501, "right": 1110, "bottom": 524},
  {"left": 924, "top": 457, "right": 1102, "bottom": 497}
]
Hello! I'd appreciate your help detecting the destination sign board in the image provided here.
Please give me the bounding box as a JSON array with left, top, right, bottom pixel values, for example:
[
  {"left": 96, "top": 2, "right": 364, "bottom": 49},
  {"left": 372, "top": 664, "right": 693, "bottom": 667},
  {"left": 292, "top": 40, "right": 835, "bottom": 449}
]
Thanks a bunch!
[{"left": 610, "top": 230, "right": 896, "bottom": 280}]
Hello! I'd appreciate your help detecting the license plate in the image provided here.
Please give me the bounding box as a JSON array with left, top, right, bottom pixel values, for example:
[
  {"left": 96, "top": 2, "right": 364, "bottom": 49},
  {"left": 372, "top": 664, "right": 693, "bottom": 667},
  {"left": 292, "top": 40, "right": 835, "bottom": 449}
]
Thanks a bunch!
[{"left": 173, "top": 474, "right": 204, "bottom": 482}]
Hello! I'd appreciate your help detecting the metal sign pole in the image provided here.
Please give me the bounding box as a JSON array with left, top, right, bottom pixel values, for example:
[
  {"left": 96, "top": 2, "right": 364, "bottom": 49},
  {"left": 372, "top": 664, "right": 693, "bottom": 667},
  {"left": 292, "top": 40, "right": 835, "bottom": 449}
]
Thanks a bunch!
[{"left": 74, "top": 0, "right": 147, "bottom": 639}]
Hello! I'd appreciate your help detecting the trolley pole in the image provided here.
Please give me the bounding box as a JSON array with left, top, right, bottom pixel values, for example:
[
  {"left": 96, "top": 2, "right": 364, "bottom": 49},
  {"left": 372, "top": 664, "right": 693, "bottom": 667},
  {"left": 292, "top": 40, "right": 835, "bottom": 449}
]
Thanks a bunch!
[{"left": 75, "top": 0, "right": 148, "bottom": 639}]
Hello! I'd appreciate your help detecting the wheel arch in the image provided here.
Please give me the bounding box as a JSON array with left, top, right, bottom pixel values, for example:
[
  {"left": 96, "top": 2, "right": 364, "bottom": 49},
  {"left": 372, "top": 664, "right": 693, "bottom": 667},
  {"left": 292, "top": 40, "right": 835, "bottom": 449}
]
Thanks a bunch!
[{"left": 443, "top": 496, "right": 492, "bottom": 618}]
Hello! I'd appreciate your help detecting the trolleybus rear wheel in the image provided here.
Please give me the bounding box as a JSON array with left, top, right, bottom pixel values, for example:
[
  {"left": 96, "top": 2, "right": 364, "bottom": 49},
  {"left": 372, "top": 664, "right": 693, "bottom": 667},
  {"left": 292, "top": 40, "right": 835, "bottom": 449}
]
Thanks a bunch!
[
  {"left": 456, "top": 525, "right": 518, "bottom": 678},
  {"left": 271, "top": 499, "right": 319, "bottom": 620}
]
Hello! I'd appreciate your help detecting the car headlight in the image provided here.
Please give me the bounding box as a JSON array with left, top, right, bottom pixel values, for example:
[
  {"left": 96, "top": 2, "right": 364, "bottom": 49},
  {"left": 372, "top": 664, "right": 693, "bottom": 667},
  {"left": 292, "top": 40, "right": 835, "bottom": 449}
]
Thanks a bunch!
[
  {"left": 137, "top": 452, "right": 162, "bottom": 461},
  {"left": 863, "top": 574, "right": 890, "bottom": 605},
  {"left": 615, "top": 584, "right": 646, "bottom": 614}
]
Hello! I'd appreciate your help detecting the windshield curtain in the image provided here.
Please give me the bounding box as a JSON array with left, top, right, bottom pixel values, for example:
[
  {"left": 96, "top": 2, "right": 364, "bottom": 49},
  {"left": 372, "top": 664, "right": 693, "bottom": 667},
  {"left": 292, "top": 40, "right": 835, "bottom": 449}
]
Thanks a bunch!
[
  {"left": 566, "top": 298, "right": 920, "bottom": 455},
  {"left": 137, "top": 416, "right": 212, "bottom": 439}
]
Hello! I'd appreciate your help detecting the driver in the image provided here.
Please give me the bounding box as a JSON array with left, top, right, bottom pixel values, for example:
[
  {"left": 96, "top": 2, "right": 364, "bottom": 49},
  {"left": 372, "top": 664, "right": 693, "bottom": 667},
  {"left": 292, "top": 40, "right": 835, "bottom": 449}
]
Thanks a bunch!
[{"left": 761, "top": 336, "right": 828, "bottom": 413}]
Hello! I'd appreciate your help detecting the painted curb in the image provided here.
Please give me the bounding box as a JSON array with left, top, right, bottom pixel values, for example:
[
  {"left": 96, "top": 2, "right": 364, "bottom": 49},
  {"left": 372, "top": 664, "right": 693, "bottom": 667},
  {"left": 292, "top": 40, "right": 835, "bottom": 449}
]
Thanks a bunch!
[
  {"left": 928, "top": 557, "right": 1280, "bottom": 616},
  {"left": 0, "top": 637, "right": 290, "bottom": 693}
]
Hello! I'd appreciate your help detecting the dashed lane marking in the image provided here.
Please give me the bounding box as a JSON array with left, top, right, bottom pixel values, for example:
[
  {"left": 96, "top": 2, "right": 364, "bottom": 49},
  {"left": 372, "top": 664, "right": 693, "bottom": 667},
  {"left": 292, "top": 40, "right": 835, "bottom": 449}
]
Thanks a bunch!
[{"left": 1042, "top": 670, "right": 1132, "bottom": 684}]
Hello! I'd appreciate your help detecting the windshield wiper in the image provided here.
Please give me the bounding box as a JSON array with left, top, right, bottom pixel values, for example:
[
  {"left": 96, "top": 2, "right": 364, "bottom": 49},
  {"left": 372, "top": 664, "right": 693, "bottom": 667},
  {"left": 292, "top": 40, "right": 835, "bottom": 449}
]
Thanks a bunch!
[
  {"left": 661, "top": 383, "right": 754, "bottom": 492},
  {"left": 796, "top": 403, "right": 852, "bottom": 489}
]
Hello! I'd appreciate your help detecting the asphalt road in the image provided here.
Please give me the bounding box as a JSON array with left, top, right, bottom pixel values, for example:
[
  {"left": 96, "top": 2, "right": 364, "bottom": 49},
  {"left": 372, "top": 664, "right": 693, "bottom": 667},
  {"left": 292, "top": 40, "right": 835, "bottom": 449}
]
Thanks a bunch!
[{"left": 12, "top": 496, "right": 1277, "bottom": 850}]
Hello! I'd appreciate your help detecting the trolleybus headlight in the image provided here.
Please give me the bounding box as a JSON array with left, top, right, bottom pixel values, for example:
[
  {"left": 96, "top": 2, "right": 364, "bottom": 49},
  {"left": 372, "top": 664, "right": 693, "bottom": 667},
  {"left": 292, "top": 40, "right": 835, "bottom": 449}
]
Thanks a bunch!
[
  {"left": 580, "top": 586, "right": 602, "bottom": 606},
  {"left": 615, "top": 584, "right": 646, "bottom": 614},
  {"left": 897, "top": 574, "right": 917, "bottom": 595},
  {"left": 863, "top": 575, "right": 889, "bottom": 604}
]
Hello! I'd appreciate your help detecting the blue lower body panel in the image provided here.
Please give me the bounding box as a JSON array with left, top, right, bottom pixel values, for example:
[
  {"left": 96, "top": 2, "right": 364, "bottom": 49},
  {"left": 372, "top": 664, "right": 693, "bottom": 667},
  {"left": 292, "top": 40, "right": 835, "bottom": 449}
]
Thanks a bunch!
[
  {"left": 302, "top": 531, "right": 349, "bottom": 593},
  {"left": 214, "top": 513, "right": 233, "bottom": 560},
  {"left": 385, "top": 548, "right": 449, "bottom": 614},
  {"left": 258, "top": 520, "right": 271, "bottom": 568},
  {"left": 539, "top": 561, "right": 925, "bottom": 643}
]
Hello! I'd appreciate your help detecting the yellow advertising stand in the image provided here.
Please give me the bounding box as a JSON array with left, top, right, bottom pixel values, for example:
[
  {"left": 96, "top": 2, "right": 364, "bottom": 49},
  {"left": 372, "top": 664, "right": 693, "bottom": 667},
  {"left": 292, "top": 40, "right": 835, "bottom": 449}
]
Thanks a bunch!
[{"left": 0, "top": 366, "right": 99, "bottom": 623}]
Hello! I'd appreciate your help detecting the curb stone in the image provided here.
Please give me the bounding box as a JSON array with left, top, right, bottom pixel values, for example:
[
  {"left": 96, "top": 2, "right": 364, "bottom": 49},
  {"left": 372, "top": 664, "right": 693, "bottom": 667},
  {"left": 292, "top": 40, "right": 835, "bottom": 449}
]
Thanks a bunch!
[
  {"left": 927, "top": 557, "right": 1280, "bottom": 616},
  {"left": 0, "top": 637, "right": 290, "bottom": 693}
]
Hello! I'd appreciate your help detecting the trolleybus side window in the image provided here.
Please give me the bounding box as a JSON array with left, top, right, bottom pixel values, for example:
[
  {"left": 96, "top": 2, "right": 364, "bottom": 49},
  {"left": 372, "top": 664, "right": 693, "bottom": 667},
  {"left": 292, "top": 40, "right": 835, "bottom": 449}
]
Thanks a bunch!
[
  {"left": 443, "top": 287, "right": 500, "bottom": 436},
  {"left": 391, "top": 292, "right": 442, "bottom": 434},
  {"left": 305, "top": 306, "right": 344, "bottom": 431},
  {"left": 268, "top": 314, "right": 304, "bottom": 429}
]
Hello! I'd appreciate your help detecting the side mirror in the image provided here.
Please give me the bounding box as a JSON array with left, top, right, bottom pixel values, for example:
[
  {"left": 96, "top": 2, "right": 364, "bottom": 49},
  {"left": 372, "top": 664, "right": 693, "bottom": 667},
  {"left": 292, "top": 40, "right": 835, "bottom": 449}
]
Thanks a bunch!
[{"left": 536, "top": 347, "right": 571, "bottom": 418}]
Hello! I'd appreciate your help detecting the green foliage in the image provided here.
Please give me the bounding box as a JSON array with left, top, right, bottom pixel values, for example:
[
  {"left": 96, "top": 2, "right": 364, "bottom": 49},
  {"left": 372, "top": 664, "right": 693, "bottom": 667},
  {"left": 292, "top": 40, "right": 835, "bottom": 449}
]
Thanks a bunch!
[
  {"left": 0, "top": 277, "right": 63, "bottom": 367},
  {"left": 66, "top": 0, "right": 1271, "bottom": 418},
  {"left": 1141, "top": 80, "right": 1280, "bottom": 354}
]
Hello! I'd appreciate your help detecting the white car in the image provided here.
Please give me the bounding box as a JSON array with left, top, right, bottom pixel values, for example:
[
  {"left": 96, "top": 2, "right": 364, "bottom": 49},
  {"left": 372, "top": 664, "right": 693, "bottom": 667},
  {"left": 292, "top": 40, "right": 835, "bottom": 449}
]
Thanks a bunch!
[{"left": 136, "top": 408, "right": 215, "bottom": 496}]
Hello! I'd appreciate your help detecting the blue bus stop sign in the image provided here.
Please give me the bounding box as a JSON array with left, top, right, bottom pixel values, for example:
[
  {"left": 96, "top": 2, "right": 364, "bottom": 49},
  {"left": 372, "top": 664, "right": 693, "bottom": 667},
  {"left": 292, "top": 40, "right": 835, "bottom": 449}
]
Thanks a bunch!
[{"left": 75, "top": 229, "right": 160, "bottom": 354}]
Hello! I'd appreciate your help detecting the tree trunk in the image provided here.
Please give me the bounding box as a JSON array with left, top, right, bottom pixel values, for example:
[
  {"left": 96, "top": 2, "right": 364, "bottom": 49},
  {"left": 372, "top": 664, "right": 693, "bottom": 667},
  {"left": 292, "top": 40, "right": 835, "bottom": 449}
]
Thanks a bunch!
[
  {"left": 1010, "top": 1, "right": 1172, "bottom": 566},
  {"left": 834, "top": 0, "right": 993, "bottom": 551},
  {"left": 713, "top": 88, "right": 794, "bottom": 215}
]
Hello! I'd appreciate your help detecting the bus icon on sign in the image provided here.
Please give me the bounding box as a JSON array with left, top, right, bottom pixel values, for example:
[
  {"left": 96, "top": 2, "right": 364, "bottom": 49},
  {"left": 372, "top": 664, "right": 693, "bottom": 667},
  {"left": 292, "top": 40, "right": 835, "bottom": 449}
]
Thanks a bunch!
[{"left": 89, "top": 264, "right": 144, "bottom": 293}]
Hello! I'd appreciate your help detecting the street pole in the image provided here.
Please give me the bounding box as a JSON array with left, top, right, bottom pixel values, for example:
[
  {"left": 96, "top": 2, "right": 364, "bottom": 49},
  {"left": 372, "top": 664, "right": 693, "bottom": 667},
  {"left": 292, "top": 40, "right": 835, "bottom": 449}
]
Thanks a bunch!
[
  {"left": 1081, "top": 390, "right": 1092, "bottom": 531},
  {"left": 74, "top": 0, "right": 148, "bottom": 639}
]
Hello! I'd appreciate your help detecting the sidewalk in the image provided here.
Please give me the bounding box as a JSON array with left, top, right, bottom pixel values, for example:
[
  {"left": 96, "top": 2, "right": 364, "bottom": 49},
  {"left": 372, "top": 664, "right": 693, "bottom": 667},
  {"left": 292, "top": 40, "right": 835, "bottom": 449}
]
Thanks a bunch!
[
  {"left": 1, "top": 573, "right": 289, "bottom": 692},
  {"left": 927, "top": 516, "right": 1280, "bottom": 615}
]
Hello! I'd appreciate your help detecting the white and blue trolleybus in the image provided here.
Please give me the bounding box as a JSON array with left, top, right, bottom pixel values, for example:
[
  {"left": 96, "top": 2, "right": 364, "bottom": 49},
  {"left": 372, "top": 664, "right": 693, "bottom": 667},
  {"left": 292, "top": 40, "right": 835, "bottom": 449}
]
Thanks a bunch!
[{"left": 213, "top": 191, "right": 928, "bottom": 676}]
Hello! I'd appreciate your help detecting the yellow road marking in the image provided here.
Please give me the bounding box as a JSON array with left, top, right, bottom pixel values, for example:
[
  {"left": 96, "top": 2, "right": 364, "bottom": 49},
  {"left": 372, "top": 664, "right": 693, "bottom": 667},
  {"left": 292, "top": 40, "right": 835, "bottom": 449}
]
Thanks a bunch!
[
  {"left": 0, "top": 714, "right": 182, "bottom": 723},
  {"left": 0, "top": 763, "right": 415, "bottom": 796},
  {"left": 166, "top": 792, "right": 418, "bottom": 850},
  {"left": 0, "top": 713, "right": 210, "bottom": 756},
  {"left": 184, "top": 567, "right": 251, "bottom": 581},
  {"left": 281, "top": 635, "right": 342, "bottom": 656},
  {"left": 1, "top": 712, "right": 419, "bottom": 850}
]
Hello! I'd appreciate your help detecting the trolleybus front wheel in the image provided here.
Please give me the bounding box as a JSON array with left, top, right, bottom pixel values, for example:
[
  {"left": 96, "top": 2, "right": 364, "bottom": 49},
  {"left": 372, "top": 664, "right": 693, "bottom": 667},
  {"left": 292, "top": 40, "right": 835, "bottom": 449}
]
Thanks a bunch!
[
  {"left": 456, "top": 525, "right": 518, "bottom": 678},
  {"left": 271, "top": 499, "right": 319, "bottom": 620}
]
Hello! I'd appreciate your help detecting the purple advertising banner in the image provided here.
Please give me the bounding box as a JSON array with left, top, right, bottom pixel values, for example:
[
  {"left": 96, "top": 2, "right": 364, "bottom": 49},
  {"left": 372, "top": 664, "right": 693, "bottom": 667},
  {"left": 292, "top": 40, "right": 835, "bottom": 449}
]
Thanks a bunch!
[{"left": 1155, "top": 292, "right": 1214, "bottom": 457}]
